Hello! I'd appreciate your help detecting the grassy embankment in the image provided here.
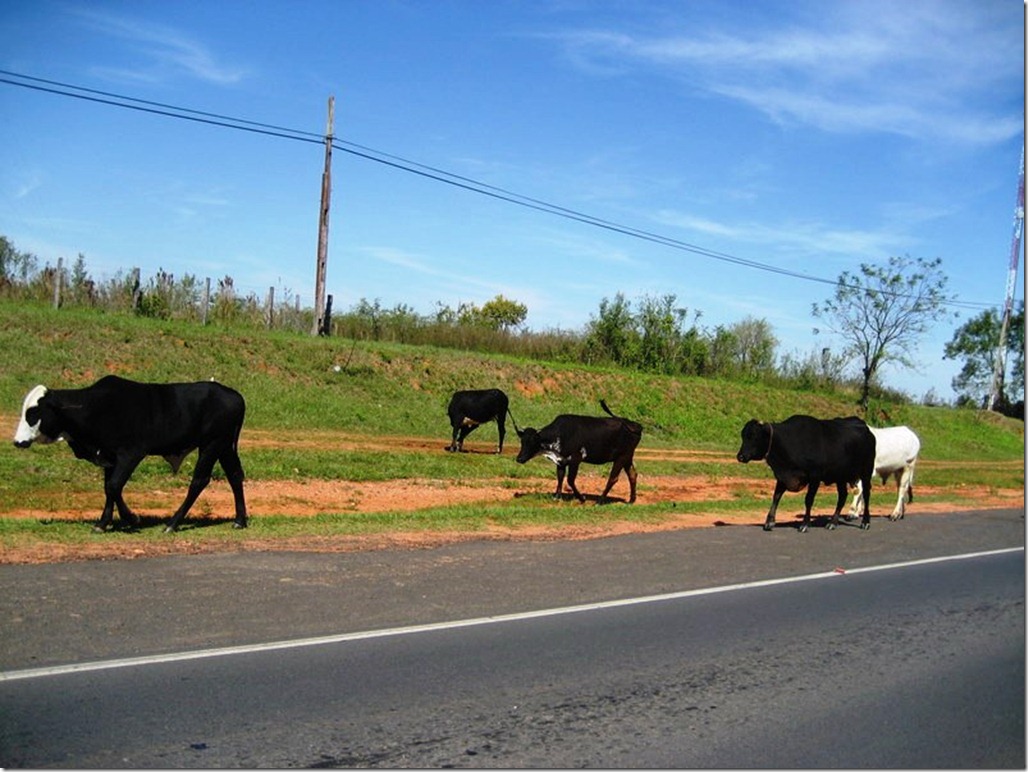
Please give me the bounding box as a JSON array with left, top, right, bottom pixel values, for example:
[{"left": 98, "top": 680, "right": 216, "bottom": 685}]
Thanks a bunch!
[{"left": 0, "top": 302, "right": 1022, "bottom": 555}]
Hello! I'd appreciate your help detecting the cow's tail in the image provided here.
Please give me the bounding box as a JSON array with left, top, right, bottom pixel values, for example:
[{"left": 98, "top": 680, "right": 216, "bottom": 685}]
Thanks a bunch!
[
  {"left": 600, "top": 400, "right": 643, "bottom": 435},
  {"left": 507, "top": 407, "right": 522, "bottom": 436}
]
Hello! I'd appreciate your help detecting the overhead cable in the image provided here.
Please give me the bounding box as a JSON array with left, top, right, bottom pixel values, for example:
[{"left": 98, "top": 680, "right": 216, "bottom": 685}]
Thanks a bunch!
[{"left": 0, "top": 68, "right": 998, "bottom": 311}]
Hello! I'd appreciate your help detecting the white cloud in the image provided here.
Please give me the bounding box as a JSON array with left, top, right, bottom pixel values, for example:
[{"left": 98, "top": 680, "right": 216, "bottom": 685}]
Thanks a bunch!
[
  {"left": 654, "top": 209, "right": 905, "bottom": 261},
  {"left": 73, "top": 9, "right": 247, "bottom": 85},
  {"left": 552, "top": 0, "right": 1022, "bottom": 145}
]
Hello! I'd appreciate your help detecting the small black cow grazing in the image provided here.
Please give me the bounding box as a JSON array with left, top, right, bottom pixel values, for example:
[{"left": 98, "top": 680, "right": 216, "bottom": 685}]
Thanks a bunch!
[
  {"left": 736, "top": 414, "right": 875, "bottom": 532},
  {"left": 446, "top": 388, "right": 511, "bottom": 453},
  {"left": 13, "top": 375, "right": 248, "bottom": 533},
  {"left": 515, "top": 400, "right": 642, "bottom": 503}
]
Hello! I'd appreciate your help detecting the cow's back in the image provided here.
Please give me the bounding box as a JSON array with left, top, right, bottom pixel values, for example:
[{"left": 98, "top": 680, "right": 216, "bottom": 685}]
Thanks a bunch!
[
  {"left": 448, "top": 388, "right": 507, "bottom": 422},
  {"left": 546, "top": 413, "right": 641, "bottom": 462},
  {"left": 869, "top": 426, "right": 920, "bottom": 469},
  {"left": 773, "top": 414, "right": 874, "bottom": 483},
  {"left": 63, "top": 376, "right": 245, "bottom": 453}
]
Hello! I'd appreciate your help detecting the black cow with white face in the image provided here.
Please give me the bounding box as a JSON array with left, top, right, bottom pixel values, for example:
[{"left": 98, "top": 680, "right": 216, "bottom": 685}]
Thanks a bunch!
[
  {"left": 13, "top": 375, "right": 248, "bottom": 533},
  {"left": 515, "top": 400, "right": 642, "bottom": 503},
  {"left": 446, "top": 388, "right": 511, "bottom": 453},
  {"left": 736, "top": 414, "right": 875, "bottom": 532}
]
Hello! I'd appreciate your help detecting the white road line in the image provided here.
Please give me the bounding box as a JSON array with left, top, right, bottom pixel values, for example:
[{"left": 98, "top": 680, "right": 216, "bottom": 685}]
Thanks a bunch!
[{"left": 2, "top": 546, "right": 1022, "bottom": 683}]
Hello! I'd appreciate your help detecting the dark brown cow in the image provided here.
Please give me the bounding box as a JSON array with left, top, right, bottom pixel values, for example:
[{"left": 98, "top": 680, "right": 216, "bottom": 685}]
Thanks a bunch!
[{"left": 515, "top": 400, "right": 642, "bottom": 503}]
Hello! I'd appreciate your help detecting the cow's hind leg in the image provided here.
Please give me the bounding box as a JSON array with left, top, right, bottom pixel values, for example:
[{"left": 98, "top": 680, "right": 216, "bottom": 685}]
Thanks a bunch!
[
  {"left": 165, "top": 445, "right": 219, "bottom": 532},
  {"left": 495, "top": 414, "right": 506, "bottom": 454},
  {"left": 219, "top": 445, "right": 248, "bottom": 529},
  {"left": 598, "top": 459, "right": 625, "bottom": 503},
  {"left": 891, "top": 466, "right": 914, "bottom": 520},
  {"left": 859, "top": 473, "right": 872, "bottom": 529},
  {"left": 828, "top": 482, "right": 848, "bottom": 529}
]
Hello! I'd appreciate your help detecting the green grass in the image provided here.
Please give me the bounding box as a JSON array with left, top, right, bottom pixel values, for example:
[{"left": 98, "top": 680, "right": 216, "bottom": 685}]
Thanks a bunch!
[{"left": 0, "top": 300, "right": 1023, "bottom": 554}]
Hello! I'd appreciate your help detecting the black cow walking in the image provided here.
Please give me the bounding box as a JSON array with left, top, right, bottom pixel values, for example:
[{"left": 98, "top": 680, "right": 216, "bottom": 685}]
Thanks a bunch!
[
  {"left": 446, "top": 388, "right": 510, "bottom": 453},
  {"left": 13, "top": 375, "right": 248, "bottom": 533},
  {"left": 736, "top": 414, "right": 875, "bottom": 532},
  {"left": 515, "top": 400, "right": 642, "bottom": 503}
]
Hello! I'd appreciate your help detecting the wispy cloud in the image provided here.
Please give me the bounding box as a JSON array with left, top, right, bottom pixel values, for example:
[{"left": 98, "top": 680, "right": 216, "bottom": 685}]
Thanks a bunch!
[
  {"left": 73, "top": 9, "right": 247, "bottom": 85},
  {"left": 654, "top": 209, "right": 906, "bottom": 261},
  {"left": 551, "top": 0, "right": 1021, "bottom": 145}
]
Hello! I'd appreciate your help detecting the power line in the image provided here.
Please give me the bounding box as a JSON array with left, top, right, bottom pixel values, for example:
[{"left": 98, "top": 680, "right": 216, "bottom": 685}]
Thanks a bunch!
[{"left": 0, "top": 68, "right": 996, "bottom": 312}]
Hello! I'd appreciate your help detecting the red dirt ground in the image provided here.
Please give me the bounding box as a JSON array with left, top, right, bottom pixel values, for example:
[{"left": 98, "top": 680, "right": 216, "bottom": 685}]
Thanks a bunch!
[{"left": 3, "top": 432, "right": 1023, "bottom": 564}]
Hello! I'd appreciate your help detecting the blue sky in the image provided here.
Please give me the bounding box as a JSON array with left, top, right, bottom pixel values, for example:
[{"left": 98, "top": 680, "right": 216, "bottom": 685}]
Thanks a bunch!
[{"left": 1, "top": 0, "right": 1023, "bottom": 401}]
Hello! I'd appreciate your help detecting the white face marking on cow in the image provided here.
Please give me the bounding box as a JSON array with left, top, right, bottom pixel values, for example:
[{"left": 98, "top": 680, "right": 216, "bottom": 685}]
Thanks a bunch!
[{"left": 13, "top": 385, "right": 51, "bottom": 447}]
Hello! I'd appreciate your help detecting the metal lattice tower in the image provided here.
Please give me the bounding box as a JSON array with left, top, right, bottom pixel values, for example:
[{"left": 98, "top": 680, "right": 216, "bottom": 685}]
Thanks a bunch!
[{"left": 988, "top": 145, "right": 1025, "bottom": 411}]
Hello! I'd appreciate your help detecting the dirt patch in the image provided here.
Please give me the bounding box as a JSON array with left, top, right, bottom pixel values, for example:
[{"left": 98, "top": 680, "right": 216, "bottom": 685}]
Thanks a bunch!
[
  {"left": 4, "top": 469, "right": 1023, "bottom": 565},
  {"left": 3, "top": 425, "right": 1022, "bottom": 564}
]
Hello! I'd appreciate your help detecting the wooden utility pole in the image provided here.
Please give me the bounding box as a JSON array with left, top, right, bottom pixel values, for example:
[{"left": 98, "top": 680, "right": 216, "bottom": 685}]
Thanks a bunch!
[{"left": 313, "top": 96, "right": 335, "bottom": 336}]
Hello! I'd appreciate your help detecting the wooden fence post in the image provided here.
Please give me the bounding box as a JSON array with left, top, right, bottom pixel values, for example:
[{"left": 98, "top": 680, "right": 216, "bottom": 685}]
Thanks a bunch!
[
  {"left": 52, "top": 257, "right": 63, "bottom": 309},
  {"left": 202, "top": 277, "right": 211, "bottom": 326},
  {"left": 130, "top": 268, "right": 141, "bottom": 312},
  {"left": 266, "top": 286, "right": 275, "bottom": 329}
]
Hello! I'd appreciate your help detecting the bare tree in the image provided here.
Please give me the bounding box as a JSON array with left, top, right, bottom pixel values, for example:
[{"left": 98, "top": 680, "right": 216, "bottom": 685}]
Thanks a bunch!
[{"left": 812, "top": 255, "right": 956, "bottom": 409}]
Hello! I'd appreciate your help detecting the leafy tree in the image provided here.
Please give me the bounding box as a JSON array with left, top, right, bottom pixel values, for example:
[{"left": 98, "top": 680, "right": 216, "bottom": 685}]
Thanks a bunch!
[
  {"left": 637, "top": 294, "right": 688, "bottom": 374},
  {"left": 584, "top": 292, "right": 637, "bottom": 365},
  {"left": 478, "top": 294, "right": 527, "bottom": 331},
  {"left": 728, "top": 316, "right": 778, "bottom": 375},
  {"left": 943, "top": 301, "right": 1025, "bottom": 407},
  {"left": 812, "top": 255, "right": 956, "bottom": 409}
]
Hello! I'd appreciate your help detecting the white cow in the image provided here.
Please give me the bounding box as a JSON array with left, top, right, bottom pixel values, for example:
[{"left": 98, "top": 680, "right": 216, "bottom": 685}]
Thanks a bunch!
[{"left": 850, "top": 425, "right": 921, "bottom": 521}]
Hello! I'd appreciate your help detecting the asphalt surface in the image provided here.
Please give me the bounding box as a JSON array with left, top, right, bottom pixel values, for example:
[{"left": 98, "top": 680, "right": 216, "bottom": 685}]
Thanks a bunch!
[
  {"left": 1, "top": 542, "right": 1023, "bottom": 768},
  {"left": 1, "top": 507, "right": 1023, "bottom": 673}
]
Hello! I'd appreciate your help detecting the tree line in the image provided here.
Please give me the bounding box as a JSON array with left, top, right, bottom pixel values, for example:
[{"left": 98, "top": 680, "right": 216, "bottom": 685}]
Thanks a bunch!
[{"left": 1, "top": 235, "right": 1021, "bottom": 413}]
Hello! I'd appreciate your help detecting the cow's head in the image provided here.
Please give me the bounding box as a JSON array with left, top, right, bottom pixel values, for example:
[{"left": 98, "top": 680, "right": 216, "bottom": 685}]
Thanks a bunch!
[
  {"left": 13, "top": 385, "right": 59, "bottom": 448},
  {"left": 736, "top": 419, "right": 771, "bottom": 463},
  {"left": 514, "top": 426, "right": 542, "bottom": 464}
]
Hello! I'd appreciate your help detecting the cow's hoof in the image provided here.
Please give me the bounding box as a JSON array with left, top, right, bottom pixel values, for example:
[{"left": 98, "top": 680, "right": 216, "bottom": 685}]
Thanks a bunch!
[
  {"left": 233, "top": 521, "right": 248, "bottom": 529},
  {"left": 92, "top": 525, "right": 109, "bottom": 534},
  {"left": 826, "top": 522, "right": 837, "bottom": 531},
  {"left": 798, "top": 525, "right": 809, "bottom": 533},
  {"left": 860, "top": 521, "right": 871, "bottom": 531},
  {"left": 763, "top": 523, "right": 774, "bottom": 532},
  {"left": 889, "top": 513, "right": 901, "bottom": 522},
  {"left": 163, "top": 525, "right": 178, "bottom": 534}
]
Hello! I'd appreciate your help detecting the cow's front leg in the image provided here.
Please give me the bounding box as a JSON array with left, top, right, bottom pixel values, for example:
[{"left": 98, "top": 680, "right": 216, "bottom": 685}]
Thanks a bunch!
[
  {"left": 565, "top": 463, "right": 586, "bottom": 502},
  {"left": 114, "top": 492, "right": 140, "bottom": 527},
  {"left": 553, "top": 464, "right": 567, "bottom": 499},
  {"left": 97, "top": 458, "right": 142, "bottom": 533},
  {"left": 800, "top": 481, "right": 821, "bottom": 532},
  {"left": 763, "top": 480, "right": 788, "bottom": 531}
]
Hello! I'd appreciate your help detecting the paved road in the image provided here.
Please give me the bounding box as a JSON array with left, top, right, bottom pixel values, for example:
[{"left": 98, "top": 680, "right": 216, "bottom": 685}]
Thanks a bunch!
[
  {"left": 1, "top": 508, "right": 1022, "bottom": 672},
  {"left": 0, "top": 542, "right": 1023, "bottom": 767}
]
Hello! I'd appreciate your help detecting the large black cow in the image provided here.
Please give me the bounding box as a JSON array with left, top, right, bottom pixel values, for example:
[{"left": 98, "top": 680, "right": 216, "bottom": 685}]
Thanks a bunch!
[
  {"left": 515, "top": 400, "right": 642, "bottom": 503},
  {"left": 13, "top": 375, "right": 248, "bottom": 533},
  {"left": 736, "top": 414, "right": 875, "bottom": 532},
  {"left": 446, "top": 388, "right": 511, "bottom": 453}
]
